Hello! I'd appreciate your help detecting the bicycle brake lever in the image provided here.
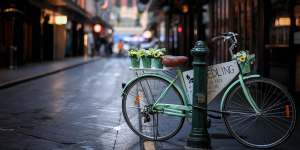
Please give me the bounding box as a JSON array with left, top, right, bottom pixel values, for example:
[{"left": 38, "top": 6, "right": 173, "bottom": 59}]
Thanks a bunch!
[{"left": 212, "top": 36, "right": 225, "bottom": 42}]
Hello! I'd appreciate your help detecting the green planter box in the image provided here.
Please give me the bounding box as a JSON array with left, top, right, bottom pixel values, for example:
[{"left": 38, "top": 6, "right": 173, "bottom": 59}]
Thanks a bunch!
[
  {"left": 151, "top": 58, "right": 163, "bottom": 69},
  {"left": 240, "top": 62, "right": 251, "bottom": 74},
  {"left": 130, "top": 57, "right": 140, "bottom": 68},
  {"left": 142, "top": 57, "right": 151, "bottom": 68}
]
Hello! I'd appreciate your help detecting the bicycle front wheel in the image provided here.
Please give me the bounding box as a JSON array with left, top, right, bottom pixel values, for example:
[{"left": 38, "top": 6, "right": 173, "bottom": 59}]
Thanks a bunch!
[
  {"left": 223, "top": 78, "right": 296, "bottom": 148},
  {"left": 122, "top": 75, "right": 185, "bottom": 141}
]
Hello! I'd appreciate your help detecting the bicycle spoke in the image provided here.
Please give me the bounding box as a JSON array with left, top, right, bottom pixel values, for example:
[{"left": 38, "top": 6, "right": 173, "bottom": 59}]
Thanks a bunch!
[
  {"left": 261, "top": 83, "right": 275, "bottom": 107},
  {"left": 226, "top": 111, "right": 256, "bottom": 116},
  {"left": 264, "top": 96, "right": 286, "bottom": 111},
  {"left": 260, "top": 115, "right": 287, "bottom": 134},
  {"left": 262, "top": 105, "right": 285, "bottom": 113},
  {"left": 229, "top": 115, "right": 254, "bottom": 128},
  {"left": 236, "top": 117, "right": 258, "bottom": 136},
  {"left": 262, "top": 93, "right": 280, "bottom": 109},
  {"left": 227, "top": 89, "right": 255, "bottom": 114},
  {"left": 262, "top": 115, "right": 292, "bottom": 124},
  {"left": 230, "top": 99, "right": 250, "bottom": 110},
  {"left": 223, "top": 79, "right": 296, "bottom": 148},
  {"left": 237, "top": 92, "right": 254, "bottom": 111},
  {"left": 123, "top": 76, "right": 185, "bottom": 140}
]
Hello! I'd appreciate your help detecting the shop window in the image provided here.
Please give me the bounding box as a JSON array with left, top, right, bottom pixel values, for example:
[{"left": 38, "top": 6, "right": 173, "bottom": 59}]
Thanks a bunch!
[
  {"left": 268, "top": 0, "right": 290, "bottom": 46},
  {"left": 294, "top": 5, "right": 300, "bottom": 91}
]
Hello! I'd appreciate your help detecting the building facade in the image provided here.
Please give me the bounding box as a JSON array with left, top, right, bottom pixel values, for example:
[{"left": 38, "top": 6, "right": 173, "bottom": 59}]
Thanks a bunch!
[
  {"left": 0, "top": 0, "right": 111, "bottom": 68},
  {"left": 149, "top": 0, "right": 300, "bottom": 98},
  {"left": 208, "top": 0, "right": 300, "bottom": 97}
]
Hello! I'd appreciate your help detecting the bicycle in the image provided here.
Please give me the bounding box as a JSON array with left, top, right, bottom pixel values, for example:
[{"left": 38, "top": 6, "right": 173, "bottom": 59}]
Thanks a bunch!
[{"left": 121, "top": 32, "right": 296, "bottom": 149}]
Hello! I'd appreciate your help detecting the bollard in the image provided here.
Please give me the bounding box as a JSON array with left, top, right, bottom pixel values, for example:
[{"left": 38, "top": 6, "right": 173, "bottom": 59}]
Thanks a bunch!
[
  {"left": 9, "top": 46, "right": 17, "bottom": 70},
  {"left": 185, "top": 41, "right": 211, "bottom": 150}
]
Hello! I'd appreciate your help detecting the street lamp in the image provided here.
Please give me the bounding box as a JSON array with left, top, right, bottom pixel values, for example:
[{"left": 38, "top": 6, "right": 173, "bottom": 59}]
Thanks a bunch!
[
  {"left": 143, "top": 30, "right": 152, "bottom": 39},
  {"left": 94, "top": 24, "right": 102, "bottom": 33},
  {"left": 55, "top": 15, "right": 67, "bottom": 25},
  {"left": 108, "top": 29, "right": 113, "bottom": 34},
  {"left": 178, "top": 24, "right": 183, "bottom": 33}
]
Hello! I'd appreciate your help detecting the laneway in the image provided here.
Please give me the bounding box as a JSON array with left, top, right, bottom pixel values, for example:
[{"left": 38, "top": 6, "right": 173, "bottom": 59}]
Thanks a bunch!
[
  {"left": 0, "top": 57, "right": 140, "bottom": 150},
  {"left": 1, "top": 57, "right": 299, "bottom": 150}
]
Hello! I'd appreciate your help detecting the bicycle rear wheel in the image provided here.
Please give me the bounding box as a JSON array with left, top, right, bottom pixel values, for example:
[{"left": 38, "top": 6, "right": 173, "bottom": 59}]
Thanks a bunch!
[
  {"left": 223, "top": 78, "right": 296, "bottom": 148},
  {"left": 122, "top": 75, "right": 185, "bottom": 141}
]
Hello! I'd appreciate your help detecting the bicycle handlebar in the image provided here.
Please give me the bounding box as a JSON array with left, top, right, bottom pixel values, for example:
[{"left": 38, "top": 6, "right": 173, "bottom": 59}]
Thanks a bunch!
[
  {"left": 211, "top": 32, "right": 239, "bottom": 57},
  {"left": 212, "top": 32, "right": 238, "bottom": 42}
]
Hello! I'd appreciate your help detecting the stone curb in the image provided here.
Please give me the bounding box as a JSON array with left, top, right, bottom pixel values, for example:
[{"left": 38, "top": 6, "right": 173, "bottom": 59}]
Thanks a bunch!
[{"left": 0, "top": 58, "right": 101, "bottom": 89}]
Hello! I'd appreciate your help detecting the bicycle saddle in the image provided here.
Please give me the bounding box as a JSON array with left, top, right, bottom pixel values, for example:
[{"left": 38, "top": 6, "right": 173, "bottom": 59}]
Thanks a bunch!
[{"left": 162, "top": 55, "right": 188, "bottom": 67}]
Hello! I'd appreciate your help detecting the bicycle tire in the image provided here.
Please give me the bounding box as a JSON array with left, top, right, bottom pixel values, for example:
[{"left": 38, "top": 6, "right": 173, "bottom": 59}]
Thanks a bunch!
[
  {"left": 223, "top": 77, "right": 296, "bottom": 148},
  {"left": 122, "top": 75, "right": 185, "bottom": 141}
]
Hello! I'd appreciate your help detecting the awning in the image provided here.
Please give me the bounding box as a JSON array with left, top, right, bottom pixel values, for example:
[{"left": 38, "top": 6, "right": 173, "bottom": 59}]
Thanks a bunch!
[{"left": 29, "top": 0, "right": 112, "bottom": 28}]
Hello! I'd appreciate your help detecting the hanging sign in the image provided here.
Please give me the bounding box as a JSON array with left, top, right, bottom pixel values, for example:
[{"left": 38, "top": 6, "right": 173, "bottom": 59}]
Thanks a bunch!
[{"left": 183, "top": 60, "right": 239, "bottom": 104}]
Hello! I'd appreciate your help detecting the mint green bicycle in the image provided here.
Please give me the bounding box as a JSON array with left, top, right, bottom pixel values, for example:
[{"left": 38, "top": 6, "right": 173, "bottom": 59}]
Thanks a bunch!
[{"left": 121, "top": 32, "right": 296, "bottom": 149}]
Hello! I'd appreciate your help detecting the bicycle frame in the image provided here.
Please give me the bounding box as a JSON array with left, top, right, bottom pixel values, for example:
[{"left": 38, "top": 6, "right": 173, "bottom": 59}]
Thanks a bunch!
[
  {"left": 151, "top": 69, "right": 192, "bottom": 118},
  {"left": 121, "top": 69, "right": 193, "bottom": 118},
  {"left": 214, "top": 32, "right": 262, "bottom": 114},
  {"left": 122, "top": 65, "right": 263, "bottom": 119},
  {"left": 220, "top": 73, "right": 261, "bottom": 114}
]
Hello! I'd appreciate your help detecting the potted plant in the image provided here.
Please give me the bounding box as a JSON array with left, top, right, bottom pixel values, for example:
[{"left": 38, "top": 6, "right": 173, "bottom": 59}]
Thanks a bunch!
[
  {"left": 128, "top": 49, "right": 140, "bottom": 68},
  {"left": 149, "top": 48, "right": 165, "bottom": 69},
  {"left": 138, "top": 49, "right": 151, "bottom": 68},
  {"left": 233, "top": 50, "right": 255, "bottom": 74}
]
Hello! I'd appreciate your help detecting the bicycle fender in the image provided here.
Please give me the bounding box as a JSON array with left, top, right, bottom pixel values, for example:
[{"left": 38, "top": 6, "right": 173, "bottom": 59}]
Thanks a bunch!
[
  {"left": 220, "top": 74, "right": 261, "bottom": 113},
  {"left": 121, "top": 74, "right": 188, "bottom": 106},
  {"left": 120, "top": 73, "right": 162, "bottom": 96}
]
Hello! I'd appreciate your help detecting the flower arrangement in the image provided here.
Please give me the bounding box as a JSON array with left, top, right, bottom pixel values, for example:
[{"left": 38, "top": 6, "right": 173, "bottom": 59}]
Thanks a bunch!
[
  {"left": 233, "top": 50, "right": 255, "bottom": 74},
  {"left": 148, "top": 48, "right": 166, "bottom": 69},
  {"left": 128, "top": 48, "right": 139, "bottom": 58},
  {"left": 233, "top": 50, "right": 255, "bottom": 64},
  {"left": 148, "top": 48, "right": 166, "bottom": 58},
  {"left": 137, "top": 49, "right": 150, "bottom": 58},
  {"left": 128, "top": 48, "right": 166, "bottom": 69},
  {"left": 128, "top": 48, "right": 140, "bottom": 68},
  {"left": 138, "top": 49, "right": 151, "bottom": 68}
]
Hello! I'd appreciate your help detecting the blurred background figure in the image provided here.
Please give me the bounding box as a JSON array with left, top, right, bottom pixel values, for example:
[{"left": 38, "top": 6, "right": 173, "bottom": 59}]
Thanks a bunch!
[
  {"left": 87, "top": 32, "right": 95, "bottom": 57},
  {"left": 117, "top": 40, "right": 124, "bottom": 56}
]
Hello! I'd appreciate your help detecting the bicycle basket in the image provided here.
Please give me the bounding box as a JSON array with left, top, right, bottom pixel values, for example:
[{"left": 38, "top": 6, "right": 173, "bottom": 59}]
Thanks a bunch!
[{"left": 233, "top": 51, "right": 255, "bottom": 74}]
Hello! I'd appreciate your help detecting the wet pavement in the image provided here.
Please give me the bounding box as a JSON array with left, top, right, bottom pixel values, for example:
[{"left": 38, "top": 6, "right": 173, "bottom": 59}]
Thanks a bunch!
[{"left": 0, "top": 57, "right": 140, "bottom": 150}]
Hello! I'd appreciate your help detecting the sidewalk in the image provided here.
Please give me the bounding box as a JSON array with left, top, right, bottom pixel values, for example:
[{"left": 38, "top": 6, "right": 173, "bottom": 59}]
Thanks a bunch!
[{"left": 0, "top": 56, "right": 100, "bottom": 89}]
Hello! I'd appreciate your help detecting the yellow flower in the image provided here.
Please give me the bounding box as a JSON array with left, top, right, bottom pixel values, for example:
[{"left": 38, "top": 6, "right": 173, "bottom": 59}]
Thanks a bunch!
[{"left": 239, "top": 56, "right": 246, "bottom": 62}]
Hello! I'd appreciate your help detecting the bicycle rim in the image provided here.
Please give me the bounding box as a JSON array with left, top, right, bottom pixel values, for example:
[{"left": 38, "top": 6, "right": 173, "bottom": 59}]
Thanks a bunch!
[
  {"left": 122, "top": 75, "right": 185, "bottom": 141},
  {"left": 223, "top": 78, "right": 296, "bottom": 148}
]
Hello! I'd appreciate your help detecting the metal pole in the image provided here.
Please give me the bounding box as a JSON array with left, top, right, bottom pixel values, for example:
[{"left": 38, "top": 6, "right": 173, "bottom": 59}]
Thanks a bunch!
[
  {"left": 185, "top": 41, "right": 211, "bottom": 150},
  {"left": 9, "top": 17, "right": 16, "bottom": 70}
]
